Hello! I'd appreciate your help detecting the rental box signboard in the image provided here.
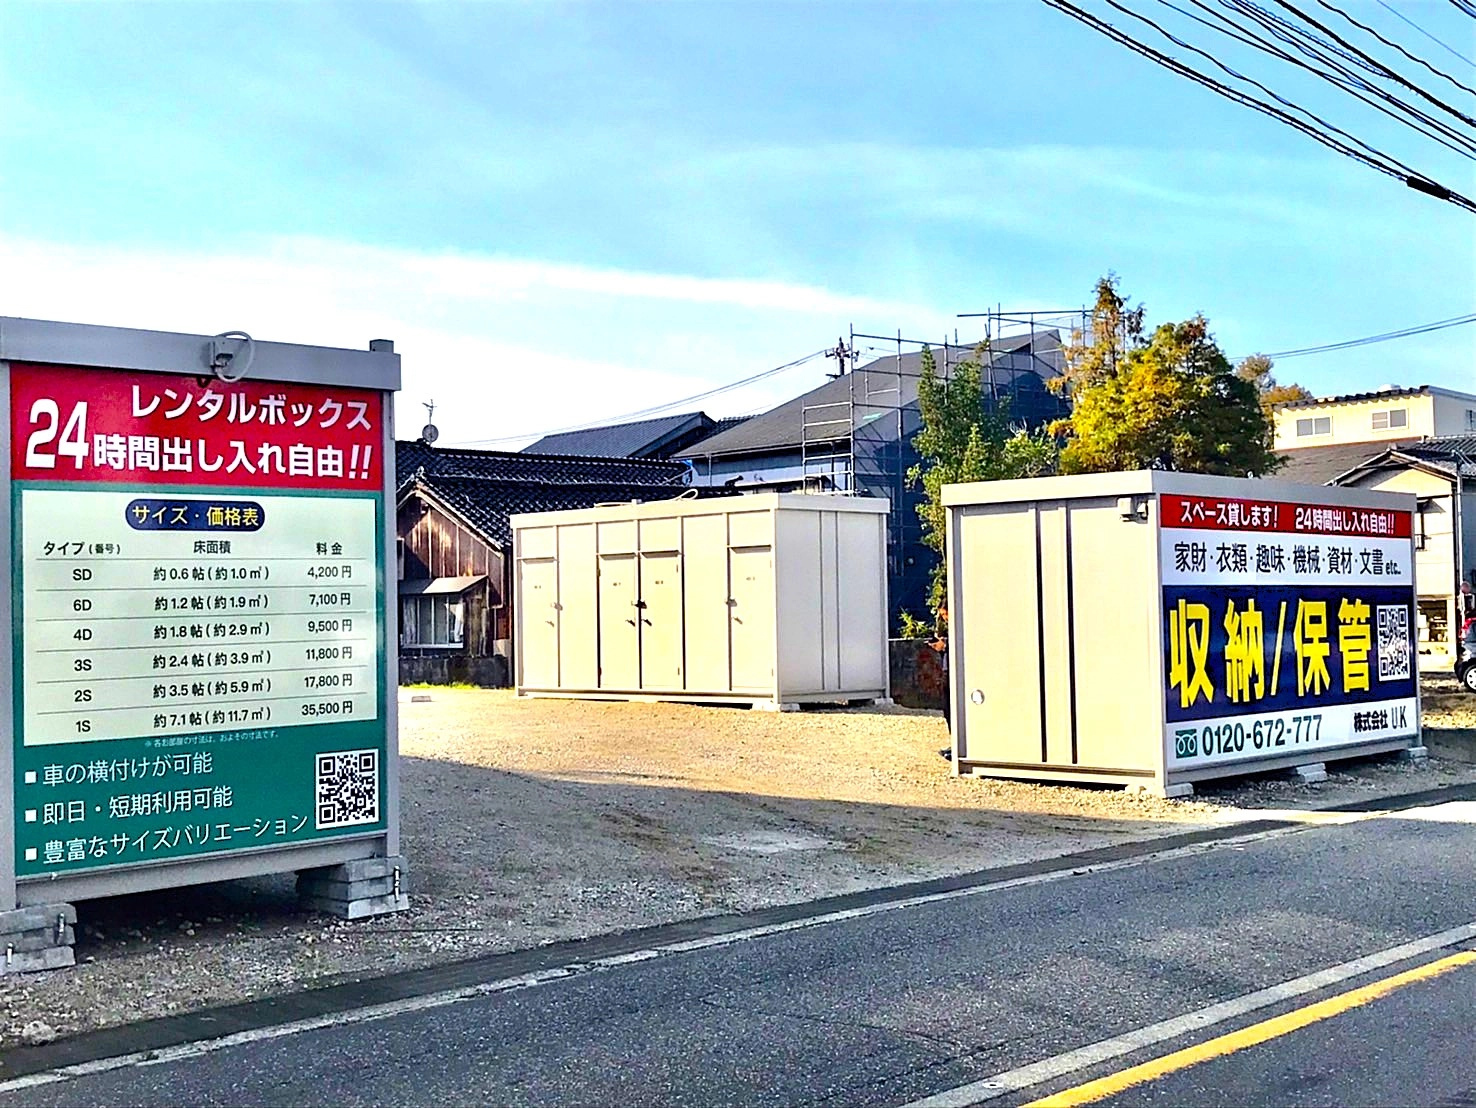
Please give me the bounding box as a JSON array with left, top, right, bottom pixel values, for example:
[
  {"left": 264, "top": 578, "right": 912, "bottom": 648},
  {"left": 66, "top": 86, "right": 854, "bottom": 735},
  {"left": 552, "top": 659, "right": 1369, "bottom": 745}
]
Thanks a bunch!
[{"left": 1, "top": 318, "right": 403, "bottom": 967}]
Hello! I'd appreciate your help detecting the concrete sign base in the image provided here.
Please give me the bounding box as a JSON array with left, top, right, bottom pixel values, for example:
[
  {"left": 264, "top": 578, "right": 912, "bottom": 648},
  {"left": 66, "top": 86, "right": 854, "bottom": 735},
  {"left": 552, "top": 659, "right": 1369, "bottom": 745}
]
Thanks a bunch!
[
  {"left": 297, "top": 854, "right": 409, "bottom": 920},
  {"left": 0, "top": 902, "right": 77, "bottom": 974}
]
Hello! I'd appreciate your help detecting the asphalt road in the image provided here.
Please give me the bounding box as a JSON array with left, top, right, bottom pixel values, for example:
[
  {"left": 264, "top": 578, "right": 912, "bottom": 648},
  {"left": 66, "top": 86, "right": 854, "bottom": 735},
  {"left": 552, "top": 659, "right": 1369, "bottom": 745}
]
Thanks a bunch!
[{"left": 6, "top": 803, "right": 1476, "bottom": 1107}]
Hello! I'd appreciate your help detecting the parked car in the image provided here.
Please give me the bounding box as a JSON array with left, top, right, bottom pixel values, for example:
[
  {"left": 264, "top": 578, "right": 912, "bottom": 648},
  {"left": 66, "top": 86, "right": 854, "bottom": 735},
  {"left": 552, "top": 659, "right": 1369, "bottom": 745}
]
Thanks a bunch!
[{"left": 1458, "top": 616, "right": 1476, "bottom": 693}]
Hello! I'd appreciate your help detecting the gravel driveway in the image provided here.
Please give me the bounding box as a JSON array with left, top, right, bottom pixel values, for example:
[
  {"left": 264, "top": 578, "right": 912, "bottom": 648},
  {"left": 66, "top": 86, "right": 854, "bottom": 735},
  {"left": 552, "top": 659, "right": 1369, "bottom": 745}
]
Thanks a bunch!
[{"left": 4, "top": 683, "right": 1474, "bottom": 1049}]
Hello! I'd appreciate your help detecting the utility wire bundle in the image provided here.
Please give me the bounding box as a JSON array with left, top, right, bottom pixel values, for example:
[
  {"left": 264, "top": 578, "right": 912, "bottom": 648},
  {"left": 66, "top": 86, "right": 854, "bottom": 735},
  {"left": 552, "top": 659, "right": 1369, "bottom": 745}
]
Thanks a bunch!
[{"left": 1041, "top": 0, "right": 1476, "bottom": 211}]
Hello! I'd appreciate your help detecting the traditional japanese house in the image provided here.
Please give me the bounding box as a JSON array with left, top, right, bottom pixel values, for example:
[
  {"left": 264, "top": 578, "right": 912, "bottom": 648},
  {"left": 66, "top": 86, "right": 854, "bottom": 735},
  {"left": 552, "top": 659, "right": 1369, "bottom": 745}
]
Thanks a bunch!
[{"left": 395, "top": 440, "right": 690, "bottom": 686}]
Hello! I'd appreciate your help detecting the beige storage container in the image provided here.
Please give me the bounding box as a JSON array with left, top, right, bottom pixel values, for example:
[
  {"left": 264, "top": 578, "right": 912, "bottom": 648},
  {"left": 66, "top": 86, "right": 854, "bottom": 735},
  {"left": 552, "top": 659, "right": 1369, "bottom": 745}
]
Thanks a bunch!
[
  {"left": 944, "top": 471, "right": 1421, "bottom": 796},
  {"left": 512, "top": 494, "right": 890, "bottom": 708}
]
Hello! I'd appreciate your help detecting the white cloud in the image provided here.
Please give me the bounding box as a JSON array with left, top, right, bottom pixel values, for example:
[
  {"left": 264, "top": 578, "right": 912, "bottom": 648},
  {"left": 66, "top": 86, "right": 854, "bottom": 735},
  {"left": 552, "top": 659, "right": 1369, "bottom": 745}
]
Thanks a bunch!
[{"left": 0, "top": 235, "right": 948, "bottom": 447}]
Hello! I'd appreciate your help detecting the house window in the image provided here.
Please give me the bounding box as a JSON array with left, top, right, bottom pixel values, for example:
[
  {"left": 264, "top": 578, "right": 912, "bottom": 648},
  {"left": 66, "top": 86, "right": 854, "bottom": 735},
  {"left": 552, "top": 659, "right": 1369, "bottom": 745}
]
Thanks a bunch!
[
  {"left": 1295, "top": 416, "right": 1331, "bottom": 437},
  {"left": 401, "top": 595, "right": 464, "bottom": 648},
  {"left": 1466, "top": 408, "right": 1476, "bottom": 431},
  {"left": 1371, "top": 408, "right": 1408, "bottom": 430}
]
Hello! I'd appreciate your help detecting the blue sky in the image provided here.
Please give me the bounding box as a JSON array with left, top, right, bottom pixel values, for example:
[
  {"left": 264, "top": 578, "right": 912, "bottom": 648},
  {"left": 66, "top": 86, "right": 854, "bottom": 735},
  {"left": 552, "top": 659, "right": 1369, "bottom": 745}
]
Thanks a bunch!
[{"left": 2, "top": 1, "right": 1473, "bottom": 446}]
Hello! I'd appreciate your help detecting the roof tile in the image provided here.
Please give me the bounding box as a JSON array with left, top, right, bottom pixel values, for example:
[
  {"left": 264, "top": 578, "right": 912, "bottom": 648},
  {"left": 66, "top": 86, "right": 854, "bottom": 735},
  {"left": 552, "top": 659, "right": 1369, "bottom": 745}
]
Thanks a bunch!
[{"left": 395, "top": 440, "right": 692, "bottom": 546}]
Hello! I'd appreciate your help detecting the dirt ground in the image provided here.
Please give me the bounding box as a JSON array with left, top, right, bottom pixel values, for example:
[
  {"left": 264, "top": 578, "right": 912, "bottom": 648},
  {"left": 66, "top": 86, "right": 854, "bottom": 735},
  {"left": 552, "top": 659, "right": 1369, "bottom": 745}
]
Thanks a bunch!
[{"left": 4, "top": 682, "right": 1475, "bottom": 1050}]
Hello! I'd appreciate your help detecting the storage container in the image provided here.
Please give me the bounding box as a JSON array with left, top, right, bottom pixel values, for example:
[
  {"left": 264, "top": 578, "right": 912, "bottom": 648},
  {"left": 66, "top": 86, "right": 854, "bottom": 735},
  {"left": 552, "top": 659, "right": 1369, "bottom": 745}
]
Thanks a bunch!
[{"left": 512, "top": 494, "right": 890, "bottom": 708}]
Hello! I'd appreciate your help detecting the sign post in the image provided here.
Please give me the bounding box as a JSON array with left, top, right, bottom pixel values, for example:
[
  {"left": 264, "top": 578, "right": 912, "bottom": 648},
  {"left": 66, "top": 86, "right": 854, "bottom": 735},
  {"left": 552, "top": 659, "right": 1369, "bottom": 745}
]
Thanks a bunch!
[{"left": 1, "top": 318, "right": 405, "bottom": 973}]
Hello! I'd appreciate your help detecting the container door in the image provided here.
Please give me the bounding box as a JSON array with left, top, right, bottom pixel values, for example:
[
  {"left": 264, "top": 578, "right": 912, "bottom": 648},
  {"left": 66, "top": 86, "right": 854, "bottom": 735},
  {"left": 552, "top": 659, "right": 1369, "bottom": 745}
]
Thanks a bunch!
[
  {"left": 519, "top": 559, "right": 560, "bottom": 688},
  {"left": 639, "top": 552, "right": 684, "bottom": 690},
  {"left": 729, "top": 546, "right": 774, "bottom": 693},
  {"left": 556, "top": 524, "right": 598, "bottom": 689},
  {"left": 955, "top": 506, "right": 1044, "bottom": 763},
  {"left": 682, "top": 515, "right": 731, "bottom": 692},
  {"left": 836, "top": 512, "right": 887, "bottom": 691},
  {"left": 598, "top": 553, "right": 641, "bottom": 689}
]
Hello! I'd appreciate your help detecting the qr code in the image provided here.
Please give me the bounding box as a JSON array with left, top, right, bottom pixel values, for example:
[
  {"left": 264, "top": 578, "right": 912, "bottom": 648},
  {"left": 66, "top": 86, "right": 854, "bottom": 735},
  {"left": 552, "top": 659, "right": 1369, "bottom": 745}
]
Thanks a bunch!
[
  {"left": 315, "top": 749, "right": 380, "bottom": 830},
  {"left": 1376, "top": 605, "right": 1411, "bottom": 682}
]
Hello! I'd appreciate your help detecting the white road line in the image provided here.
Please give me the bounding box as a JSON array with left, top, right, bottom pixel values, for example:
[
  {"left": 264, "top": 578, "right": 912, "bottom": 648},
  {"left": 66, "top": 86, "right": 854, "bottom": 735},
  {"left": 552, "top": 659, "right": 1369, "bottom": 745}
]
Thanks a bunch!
[
  {"left": 900, "top": 920, "right": 1476, "bottom": 1108},
  {"left": 0, "top": 821, "right": 1314, "bottom": 1094}
]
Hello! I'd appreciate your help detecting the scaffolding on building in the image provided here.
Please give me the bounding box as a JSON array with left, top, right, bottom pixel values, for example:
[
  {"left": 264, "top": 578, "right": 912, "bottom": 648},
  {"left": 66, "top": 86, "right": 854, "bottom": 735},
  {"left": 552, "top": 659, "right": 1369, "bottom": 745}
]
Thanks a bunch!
[{"left": 798, "top": 308, "right": 1087, "bottom": 578}]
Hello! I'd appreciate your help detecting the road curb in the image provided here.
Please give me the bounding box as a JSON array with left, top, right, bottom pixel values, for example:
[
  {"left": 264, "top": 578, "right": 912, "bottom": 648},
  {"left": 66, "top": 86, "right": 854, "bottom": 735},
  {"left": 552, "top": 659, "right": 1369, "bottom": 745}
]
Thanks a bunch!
[{"left": 5, "top": 778, "right": 1474, "bottom": 1078}]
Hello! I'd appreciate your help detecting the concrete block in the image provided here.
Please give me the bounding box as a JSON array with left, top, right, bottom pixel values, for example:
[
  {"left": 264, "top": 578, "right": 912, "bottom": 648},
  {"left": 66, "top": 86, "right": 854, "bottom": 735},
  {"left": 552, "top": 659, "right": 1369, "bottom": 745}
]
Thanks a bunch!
[
  {"left": 5, "top": 927, "right": 75, "bottom": 953},
  {"left": 0, "top": 903, "right": 77, "bottom": 975},
  {"left": 297, "top": 875, "right": 398, "bottom": 901},
  {"left": 1158, "top": 782, "right": 1195, "bottom": 798},
  {"left": 0, "top": 903, "right": 77, "bottom": 934},
  {"left": 1399, "top": 745, "right": 1430, "bottom": 765},
  {"left": 300, "top": 855, "right": 402, "bottom": 883},
  {"left": 1426, "top": 731, "right": 1476, "bottom": 763},
  {"left": 297, "top": 856, "right": 408, "bottom": 920},
  {"left": 1288, "top": 762, "right": 1328, "bottom": 784},
  {"left": 2, "top": 944, "right": 75, "bottom": 975},
  {"left": 299, "top": 893, "right": 410, "bottom": 920}
]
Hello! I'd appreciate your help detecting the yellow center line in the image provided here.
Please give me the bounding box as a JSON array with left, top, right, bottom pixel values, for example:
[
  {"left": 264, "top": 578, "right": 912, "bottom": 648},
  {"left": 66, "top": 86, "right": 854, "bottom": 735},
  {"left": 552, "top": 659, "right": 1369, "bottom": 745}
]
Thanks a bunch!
[{"left": 1024, "top": 949, "right": 1476, "bottom": 1107}]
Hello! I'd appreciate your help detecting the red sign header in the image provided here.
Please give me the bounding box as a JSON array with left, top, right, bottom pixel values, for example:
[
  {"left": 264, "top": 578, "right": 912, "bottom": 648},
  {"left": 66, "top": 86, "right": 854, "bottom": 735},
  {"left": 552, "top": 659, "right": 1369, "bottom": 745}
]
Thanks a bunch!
[
  {"left": 10, "top": 363, "right": 384, "bottom": 491},
  {"left": 1161, "top": 494, "right": 1411, "bottom": 539}
]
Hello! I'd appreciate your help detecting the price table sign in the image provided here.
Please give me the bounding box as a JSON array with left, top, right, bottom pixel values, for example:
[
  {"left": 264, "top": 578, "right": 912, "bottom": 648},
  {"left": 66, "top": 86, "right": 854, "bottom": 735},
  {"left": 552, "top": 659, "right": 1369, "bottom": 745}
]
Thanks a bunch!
[{"left": 9, "top": 361, "right": 390, "bottom": 878}]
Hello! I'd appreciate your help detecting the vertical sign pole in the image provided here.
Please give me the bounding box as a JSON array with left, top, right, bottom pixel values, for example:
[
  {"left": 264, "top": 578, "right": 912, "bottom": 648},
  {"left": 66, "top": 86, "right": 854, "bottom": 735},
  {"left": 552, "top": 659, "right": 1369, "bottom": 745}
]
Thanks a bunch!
[
  {"left": 380, "top": 392, "right": 400, "bottom": 859},
  {"left": 1150, "top": 489, "right": 1173, "bottom": 796},
  {"left": 0, "top": 358, "right": 14, "bottom": 911}
]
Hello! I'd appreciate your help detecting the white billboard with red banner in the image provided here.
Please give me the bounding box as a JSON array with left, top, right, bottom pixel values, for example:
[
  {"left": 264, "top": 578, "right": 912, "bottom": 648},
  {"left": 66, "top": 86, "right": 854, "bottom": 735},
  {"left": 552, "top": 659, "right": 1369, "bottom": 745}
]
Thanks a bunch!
[{"left": 1157, "top": 491, "right": 1418, "bottom": 771}]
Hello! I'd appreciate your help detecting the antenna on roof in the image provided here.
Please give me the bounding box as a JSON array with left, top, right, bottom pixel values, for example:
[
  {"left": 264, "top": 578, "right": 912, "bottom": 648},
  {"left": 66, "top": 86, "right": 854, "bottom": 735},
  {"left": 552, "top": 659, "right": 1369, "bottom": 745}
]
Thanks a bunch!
[{"left": 420, "top": 400, "right": 440, "bottom": 446}]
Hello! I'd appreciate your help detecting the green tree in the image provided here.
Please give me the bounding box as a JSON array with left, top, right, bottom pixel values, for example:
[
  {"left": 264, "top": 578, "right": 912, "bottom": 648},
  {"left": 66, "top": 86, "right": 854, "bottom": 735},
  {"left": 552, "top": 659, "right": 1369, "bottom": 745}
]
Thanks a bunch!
[
  {"left": 1050, "top": 277, "right": 1281, "bottom": 477},
  {"left": 908, "top": 344, "right": 1057, "bottom": 624},
  {"left": 1235, "top": 352, "right": 1315, "bottom": 415}
]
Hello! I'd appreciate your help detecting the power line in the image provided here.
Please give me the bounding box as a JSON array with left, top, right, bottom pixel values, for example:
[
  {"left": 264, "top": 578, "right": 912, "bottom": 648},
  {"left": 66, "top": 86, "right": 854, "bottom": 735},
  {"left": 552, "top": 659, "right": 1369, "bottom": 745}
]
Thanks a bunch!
[
  {"left": 1039, "top": 0, "right": 1476, "bottom": 210},
  {"left": 1371, "top": 0, "right": 1476, "bottom": 71},
  {"left": 1233, "top": 0, "right": 1476, "bottom": 158},
  {"left": 1231, "top": 0, "right": 1476, "bottom": 137},
  {"left": 1133, "top": 0, "right": 1476, "bottom": 161},
  {"left": 1264, "top": 310, "right": 1476, "bottom": 357},
  {"left": 1299, "top": 0, "right": 1476, "bottom": 108},
  {"left": 446, "top": 348, "right": 830, "bottom": 448},
  {"left": 1200, "top": 0, "right": 1476, "bottom": 158},
  {"left": 432, "top": 304, "right": 1468, "bottom": 452}
]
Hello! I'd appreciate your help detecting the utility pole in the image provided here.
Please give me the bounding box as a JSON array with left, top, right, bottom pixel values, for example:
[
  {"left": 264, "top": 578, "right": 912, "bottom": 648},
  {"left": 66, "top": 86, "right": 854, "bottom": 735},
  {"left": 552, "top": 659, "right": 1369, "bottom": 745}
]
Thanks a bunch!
[{"left": 825, "top": 336, "right": 853, "bottom": 378}]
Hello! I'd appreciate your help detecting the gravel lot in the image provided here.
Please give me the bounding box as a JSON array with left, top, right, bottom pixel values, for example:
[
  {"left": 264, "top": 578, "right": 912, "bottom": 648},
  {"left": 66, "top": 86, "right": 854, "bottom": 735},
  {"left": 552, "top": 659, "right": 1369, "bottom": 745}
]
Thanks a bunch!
[{"left": 3, "top": 681, "right": 1475, "bottom": 1050}]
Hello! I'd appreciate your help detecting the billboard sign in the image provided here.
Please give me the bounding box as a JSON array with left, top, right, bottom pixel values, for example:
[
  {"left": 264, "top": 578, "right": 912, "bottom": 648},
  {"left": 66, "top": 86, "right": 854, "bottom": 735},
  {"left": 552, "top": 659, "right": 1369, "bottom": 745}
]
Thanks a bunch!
[
  {"left": 1159, "top": 492, "right": 1417, "bottom": 770},
  {"left": 10, "top": 362, "right": 388, "bottom": 878}
]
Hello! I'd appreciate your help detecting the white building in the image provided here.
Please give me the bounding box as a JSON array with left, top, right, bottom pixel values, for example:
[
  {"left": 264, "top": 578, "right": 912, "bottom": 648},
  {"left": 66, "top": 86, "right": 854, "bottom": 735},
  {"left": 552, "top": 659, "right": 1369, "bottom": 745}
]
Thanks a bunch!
[
  {"left": 1274, "top": 385, "right": 1476, "bottom": 451},
  {"left": 1330, "top": 438, "right": 1476, "bottom": 671}
]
